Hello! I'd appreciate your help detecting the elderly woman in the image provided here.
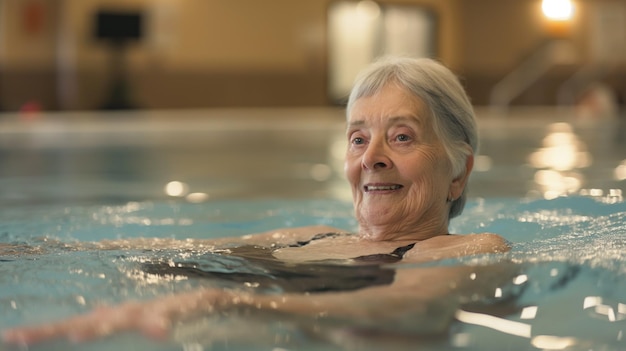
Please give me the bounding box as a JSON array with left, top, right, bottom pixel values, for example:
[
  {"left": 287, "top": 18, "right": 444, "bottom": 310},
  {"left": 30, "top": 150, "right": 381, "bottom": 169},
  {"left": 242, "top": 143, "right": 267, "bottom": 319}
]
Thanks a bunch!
[{"left": 2, "top": 56, "right": 509, "bottom": 346}]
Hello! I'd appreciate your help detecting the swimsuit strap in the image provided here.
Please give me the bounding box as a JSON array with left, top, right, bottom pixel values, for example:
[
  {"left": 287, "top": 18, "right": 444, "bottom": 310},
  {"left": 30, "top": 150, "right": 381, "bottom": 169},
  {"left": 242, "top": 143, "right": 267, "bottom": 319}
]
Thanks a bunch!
[
  {"left": 287, "top": 232, "right": 346, "bottom": 248},
  {"left": 352, "top": 243, "right": 416, "bottom": 264},
  {"left": 390, "top": 242, "right": 416, "bottom": 257},
  {"left": 285, "top": 233, "right": 416, "bottom": 264}
]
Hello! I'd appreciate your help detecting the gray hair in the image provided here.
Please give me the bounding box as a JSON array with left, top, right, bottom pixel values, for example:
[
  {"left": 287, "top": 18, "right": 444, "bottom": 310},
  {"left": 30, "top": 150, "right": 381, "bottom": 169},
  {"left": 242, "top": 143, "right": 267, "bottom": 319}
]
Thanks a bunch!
[{"left": 346, "top": 56, "right": 477, "bottom": 219}]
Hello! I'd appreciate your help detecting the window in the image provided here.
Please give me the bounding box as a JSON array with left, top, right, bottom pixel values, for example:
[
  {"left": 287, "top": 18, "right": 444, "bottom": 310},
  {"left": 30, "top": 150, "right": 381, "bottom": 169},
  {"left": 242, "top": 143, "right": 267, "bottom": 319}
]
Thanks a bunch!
[{"left": 327, "top": 1, "right": 436, "bottom": 102}]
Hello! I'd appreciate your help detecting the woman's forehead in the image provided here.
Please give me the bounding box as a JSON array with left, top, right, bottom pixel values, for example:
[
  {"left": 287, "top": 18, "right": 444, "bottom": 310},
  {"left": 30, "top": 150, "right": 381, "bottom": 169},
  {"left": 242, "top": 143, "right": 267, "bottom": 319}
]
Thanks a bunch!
[{"left": 347, "top": 84, "right": 430, "bottom": 126}]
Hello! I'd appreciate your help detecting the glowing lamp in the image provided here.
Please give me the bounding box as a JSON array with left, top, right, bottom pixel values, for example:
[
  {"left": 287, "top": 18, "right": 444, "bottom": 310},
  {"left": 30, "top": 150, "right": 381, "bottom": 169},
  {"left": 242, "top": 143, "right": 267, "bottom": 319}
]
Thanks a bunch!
[{"left": 542, "top": 0, "right": 574, "bottom": 21}]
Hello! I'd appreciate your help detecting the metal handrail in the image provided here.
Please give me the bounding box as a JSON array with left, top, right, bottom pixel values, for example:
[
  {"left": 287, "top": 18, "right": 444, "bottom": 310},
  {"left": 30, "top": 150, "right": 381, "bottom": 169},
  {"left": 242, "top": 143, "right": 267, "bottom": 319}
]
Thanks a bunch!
[{"left": 489, "top": 39, "right": 578, "bottom": 114}]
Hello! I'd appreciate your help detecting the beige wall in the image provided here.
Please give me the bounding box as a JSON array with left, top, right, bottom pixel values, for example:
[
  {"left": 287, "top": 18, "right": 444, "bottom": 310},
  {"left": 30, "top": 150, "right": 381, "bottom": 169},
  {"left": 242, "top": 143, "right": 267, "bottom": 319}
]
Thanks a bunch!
[
  {"left": 0, "top": 0, "right": 624, "bottom": 111},
  {"left": 0, "top": 0, "right": 59, "bottom": 67},
  {"left": 458, "top": 0, "right": 626, "bottom": 105},
  {"left": 0, "top": 0, "right": 463, "bottom": 110},
  {"left": 0, "top": 0, "right": 427, "bottom": 70}
]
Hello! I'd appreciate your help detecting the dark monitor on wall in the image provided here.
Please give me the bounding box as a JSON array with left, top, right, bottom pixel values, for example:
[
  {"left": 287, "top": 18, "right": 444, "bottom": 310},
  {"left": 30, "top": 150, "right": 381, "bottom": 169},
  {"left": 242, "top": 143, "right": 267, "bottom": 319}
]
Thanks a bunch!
[{"left": 94, "top": 10, "right": 143, "bottom": 42}]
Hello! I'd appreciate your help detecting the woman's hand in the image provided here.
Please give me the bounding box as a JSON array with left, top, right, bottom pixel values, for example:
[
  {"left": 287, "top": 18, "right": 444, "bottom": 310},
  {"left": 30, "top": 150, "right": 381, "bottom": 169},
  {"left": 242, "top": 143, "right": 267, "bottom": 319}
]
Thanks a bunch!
[
  {"left": 0, "top": 243, "right": 45, "bottom": 257},
  {"left": 2, "top": 288, "right": 233, "bottom": 346}
]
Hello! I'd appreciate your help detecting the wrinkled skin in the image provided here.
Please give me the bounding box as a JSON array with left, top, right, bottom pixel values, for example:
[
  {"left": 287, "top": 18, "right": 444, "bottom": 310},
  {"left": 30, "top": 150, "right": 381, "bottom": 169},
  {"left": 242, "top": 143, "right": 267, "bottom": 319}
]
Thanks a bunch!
[{"left": 345, "top": 82, "right": 471, "bottom": 241}]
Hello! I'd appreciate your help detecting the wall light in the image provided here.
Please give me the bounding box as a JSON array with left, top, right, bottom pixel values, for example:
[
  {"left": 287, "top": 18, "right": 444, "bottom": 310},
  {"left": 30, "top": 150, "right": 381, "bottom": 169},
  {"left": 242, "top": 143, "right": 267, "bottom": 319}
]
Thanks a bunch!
[{"left": 542, "top": 0, "right": 574, "bottom": 21}]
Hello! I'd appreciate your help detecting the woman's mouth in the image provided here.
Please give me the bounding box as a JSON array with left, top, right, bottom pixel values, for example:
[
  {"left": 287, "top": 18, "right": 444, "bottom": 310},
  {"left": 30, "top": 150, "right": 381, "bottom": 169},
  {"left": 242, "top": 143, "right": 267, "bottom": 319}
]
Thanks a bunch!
[{"left": 363, "top": 184, "right": 403, "bottom": 192}]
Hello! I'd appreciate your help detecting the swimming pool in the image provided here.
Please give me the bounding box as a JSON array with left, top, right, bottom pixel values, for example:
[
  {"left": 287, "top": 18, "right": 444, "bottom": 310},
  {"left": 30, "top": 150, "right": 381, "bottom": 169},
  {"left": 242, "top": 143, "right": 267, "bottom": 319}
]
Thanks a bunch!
[{"left": 1, "top": 107, "right": 625, "bottom": 350}]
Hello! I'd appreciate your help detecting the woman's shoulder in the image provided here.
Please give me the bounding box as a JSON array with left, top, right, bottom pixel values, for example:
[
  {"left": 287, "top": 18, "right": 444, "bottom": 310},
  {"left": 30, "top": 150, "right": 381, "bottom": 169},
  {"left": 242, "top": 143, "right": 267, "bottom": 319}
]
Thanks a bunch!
[
  {"left": 453, "top": 232, "right": 509, "bottom": 248},
  {"left": 232, "top": 225, "right": 349, "bottom": 247},
  {"left": 402, "top": 232, "right": 510, "bottom": 263}
]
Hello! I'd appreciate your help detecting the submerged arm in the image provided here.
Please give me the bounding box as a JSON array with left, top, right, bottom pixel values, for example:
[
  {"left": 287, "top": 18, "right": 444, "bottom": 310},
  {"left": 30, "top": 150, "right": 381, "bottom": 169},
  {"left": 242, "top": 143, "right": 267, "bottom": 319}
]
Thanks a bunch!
[
  {"left": 1, "top": 275, "right": 443, "bottom": 345},
  {"left": 91, "top": 224, "right": 346, "bottom": 250},
  {"left": 0, "top": 225, "right": 346, "bottom": 257},
  {"left": 2, "top": 259, "right": 517, "bottom": 346},
  {"left": 2, "top": 232, "right": 513, "bottom": 345}
]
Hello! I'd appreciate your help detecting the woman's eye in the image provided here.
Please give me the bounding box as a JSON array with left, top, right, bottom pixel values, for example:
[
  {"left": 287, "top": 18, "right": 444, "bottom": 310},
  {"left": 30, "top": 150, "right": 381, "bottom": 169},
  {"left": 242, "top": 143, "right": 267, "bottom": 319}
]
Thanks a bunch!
[
  {"left": 396, "top": 134, "right": 411, "bottom": 142},
  {"left": 351, "top": 137, "right": 364, "bottom": 145}
]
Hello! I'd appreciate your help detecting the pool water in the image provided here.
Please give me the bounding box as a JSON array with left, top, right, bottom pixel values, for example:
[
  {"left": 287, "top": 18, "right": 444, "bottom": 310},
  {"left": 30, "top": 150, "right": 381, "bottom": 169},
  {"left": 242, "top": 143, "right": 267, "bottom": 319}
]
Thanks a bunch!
[
  {"left": 1, "top": 108, "right": 625, "bottom": 350},
  {"left": 1, "top": 196, "right": 625, "bottom": 351}
]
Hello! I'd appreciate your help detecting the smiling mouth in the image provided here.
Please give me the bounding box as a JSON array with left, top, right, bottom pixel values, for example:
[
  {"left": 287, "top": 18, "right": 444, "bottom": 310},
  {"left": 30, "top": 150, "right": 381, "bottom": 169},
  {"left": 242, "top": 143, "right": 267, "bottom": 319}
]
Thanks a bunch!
[{"left": 364, "top": 184, "right": 403, "bottom": 192}]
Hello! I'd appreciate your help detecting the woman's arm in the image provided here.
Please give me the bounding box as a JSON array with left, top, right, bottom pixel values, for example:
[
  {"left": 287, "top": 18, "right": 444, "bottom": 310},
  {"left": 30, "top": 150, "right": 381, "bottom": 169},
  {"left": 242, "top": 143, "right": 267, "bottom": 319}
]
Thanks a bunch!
[
  {"left": 2, "top": 231, "right": 513, "bottom": 346},
  {"left": 90, "top": 224, "right": 346, "bottom": 250},
  {"left": 2, "top": 260, "right": 517, "bottom": 346},
  {"left": 2, "top": 279, "right": 435, "bottom": 345},
  {"left": 404, "top": 232, "right": 510, "bottom": 263},
  {"left": 0, "top": 225, "right": 346, "bottom": 256}
]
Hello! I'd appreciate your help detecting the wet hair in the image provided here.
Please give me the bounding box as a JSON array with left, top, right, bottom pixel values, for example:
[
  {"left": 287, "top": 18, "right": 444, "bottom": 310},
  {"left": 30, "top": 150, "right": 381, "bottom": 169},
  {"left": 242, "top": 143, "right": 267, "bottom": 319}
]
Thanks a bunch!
[{"left": 346, "top": 56, "right": 477, "bottom": 219}]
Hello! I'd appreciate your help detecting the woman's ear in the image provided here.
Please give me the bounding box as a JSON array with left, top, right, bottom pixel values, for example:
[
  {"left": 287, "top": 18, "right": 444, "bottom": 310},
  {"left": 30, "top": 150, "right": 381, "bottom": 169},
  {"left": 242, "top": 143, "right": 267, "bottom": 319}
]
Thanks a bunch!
[{"left": 449, "top": 153, "right": 474, "bottom": 201}]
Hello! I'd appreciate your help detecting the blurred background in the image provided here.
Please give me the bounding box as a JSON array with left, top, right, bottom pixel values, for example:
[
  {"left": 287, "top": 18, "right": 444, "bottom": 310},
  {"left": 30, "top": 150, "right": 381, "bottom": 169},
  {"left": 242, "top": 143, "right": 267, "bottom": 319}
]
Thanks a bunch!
[
  {"left": 0, "top": 0, "right": 624, "bottom": 112},
  {"left": 0, "top": 0, "right": 625, "bottom": 204}
]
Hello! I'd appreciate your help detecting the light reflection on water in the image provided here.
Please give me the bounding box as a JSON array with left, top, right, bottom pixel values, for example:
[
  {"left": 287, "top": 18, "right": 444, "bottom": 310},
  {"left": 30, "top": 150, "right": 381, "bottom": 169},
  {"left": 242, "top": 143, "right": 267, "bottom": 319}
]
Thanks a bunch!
[
  {"left": 528, "top": 122, "right": 592, "bottom": 199},
  {"left": 615, "top": 160, "right": 626, "bottom": 181},
  {"left": 471, "top": 112, "right": 625, "bottom": 200}
]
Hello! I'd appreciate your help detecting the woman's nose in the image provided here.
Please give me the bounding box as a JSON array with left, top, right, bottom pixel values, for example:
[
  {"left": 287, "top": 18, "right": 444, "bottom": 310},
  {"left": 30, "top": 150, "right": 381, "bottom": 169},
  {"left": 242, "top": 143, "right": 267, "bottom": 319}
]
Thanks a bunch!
[{"left": 362, "top": 140, "right": 392, "bottom": 170}]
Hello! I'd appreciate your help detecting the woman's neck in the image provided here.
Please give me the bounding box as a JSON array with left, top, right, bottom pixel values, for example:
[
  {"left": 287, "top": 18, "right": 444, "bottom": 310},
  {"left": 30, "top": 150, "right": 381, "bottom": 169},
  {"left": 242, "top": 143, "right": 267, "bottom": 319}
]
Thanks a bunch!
[{"left": 358, "top": 218, "right": 449, "bottom": 242}]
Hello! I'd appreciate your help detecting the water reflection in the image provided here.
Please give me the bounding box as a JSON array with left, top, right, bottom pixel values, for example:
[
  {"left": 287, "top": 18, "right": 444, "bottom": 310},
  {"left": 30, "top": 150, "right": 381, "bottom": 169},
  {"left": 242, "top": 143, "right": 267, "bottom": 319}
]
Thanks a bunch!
[
  {"left": 164, "top": 181, "right": 209, "bottom": 203},
  {"left": 455, "top": 309, "right": 532, "bottom": 338},
  {"left": 165, "top": 180, "right": 189, "bottom": 197},
  {"left": 531, "top": 335, "right": 578, "bottom": 350},
  {"left": 584, "top": 296, "right": 626, "bottom": 322},
  {"left": 615, "top": 159, "right": 626, "bottom": 181},
  {"left": 473, "top": 155, "right": 493, "bottom": 172},
  {"left": 528, "top": 122, "right": 592, "bottom": 199},
  {"left": 520, "top": 306, "right": 538, "bottom": 319},
  {"left": 455, "top": 294, "right": 626, "bottom": 350},
  {"left": 186, "top": 192, "right": 209, "bottom": 203}
]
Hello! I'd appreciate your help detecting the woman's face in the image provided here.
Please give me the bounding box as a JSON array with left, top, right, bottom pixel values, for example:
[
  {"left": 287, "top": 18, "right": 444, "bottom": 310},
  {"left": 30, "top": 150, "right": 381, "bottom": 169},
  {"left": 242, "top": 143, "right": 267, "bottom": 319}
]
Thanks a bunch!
[{"left": 345, "top": 83, "right": 463, "bottom": 241}]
